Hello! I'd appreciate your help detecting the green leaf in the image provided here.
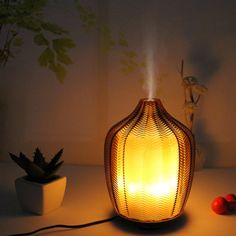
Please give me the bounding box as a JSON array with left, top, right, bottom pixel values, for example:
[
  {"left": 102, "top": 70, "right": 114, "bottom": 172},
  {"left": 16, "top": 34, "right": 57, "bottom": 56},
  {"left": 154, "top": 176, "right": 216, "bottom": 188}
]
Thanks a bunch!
[
  {"left": 120, "top": 49, "right": 142, "bottom": 74},
  {"left": 41, "top": 22, "right": 68, "bottom": 35},
  {"left": 182, "top": 76, "right": 198, "bottom": 87},
  {"left": 45, "top": 161, "right": 64, "bottom": 179},
  {"left": 34, "top": 33, "right": 49, "bottom": 46},
  {"left": 57, "top": 51, "right": 72, "bottom": 65},
  {"left": 19, "top": 152, "right": 29, "bottom": 161},
  {"left": 9, "top": 152, "right": 30, "bottom": 170},
  {"left": 49, "top": 63, "right": 66, "bottom": 83},
  {"left": 20, "top": 0, "right": 48, "bottom": 13},
  {"left": 53, "top": 38, "right": 76, "bottom": 50},
  {"left": 17, "top": 17, "right": 41, "bottom": 32},
  {"left": 38, "top": 52, "right": 48, "bottom": 66},
  {"left": 99, "top": 25, "right": 115, "bottom": 51},
  {"left": 38, "top": 47, "right": 55, "bottom": 67},
  {"left": 47, "top": 149, "right": 63, "bottom": 170},
  {"left": 192, "top": 84, "right": 208, "bottom": 95},
  {"left": 76, "top": 0, "right": 97, "bottom": 31},
  {"left": 8, "top": 152, "right": 43, "bottom": 178},
  {"left": 184, "top": 102, "right": 197, "bottom": 114},
  {"left": 25, "top": 162, "right": 45, "bottom": 179},
  {"left": 33, "top": 148, "right": 47, "bottom": 169},
  {"left": 52, "top": 40, "right": 65, "bottom": 54}
]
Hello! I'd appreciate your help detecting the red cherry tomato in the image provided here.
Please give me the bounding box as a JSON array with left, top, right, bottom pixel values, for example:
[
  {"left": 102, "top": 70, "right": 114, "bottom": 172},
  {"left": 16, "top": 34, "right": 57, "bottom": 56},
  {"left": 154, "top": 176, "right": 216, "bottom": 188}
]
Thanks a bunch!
[
  {"left": 211, "top": 196, "right": 228, "bottom": 214},
  {"left": 225, "top": 194, "right": 236, "bottom": 211},
  {"left": 225, "top": 193, "right": 236, "bottom": 202}
]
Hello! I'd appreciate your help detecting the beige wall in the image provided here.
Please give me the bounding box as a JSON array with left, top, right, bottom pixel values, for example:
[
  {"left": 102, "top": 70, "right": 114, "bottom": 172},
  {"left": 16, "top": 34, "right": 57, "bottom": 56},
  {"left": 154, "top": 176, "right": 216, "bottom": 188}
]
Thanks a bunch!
[{"left": 0, "top": 0, "right": 236, "bottom": 167}]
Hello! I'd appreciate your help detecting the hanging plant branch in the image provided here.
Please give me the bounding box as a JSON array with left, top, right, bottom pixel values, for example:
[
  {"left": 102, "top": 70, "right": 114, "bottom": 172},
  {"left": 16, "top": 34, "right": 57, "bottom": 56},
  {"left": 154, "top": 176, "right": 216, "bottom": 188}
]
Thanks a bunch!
[
  {"left": 179, "top": 59, "right": 207, "bottom": 131},
  {"left": 0, "top": 0, "right": 75, "bottom": 82},
  {"left": 1, "top": 0, "right": 145, "bottom": 82}
]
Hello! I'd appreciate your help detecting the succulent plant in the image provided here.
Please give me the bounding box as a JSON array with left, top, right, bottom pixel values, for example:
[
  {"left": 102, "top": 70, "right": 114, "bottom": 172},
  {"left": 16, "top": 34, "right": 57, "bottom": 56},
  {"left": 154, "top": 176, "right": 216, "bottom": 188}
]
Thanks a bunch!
[{"left": 9, "top": 148, "right": 64, "bottom": 183}]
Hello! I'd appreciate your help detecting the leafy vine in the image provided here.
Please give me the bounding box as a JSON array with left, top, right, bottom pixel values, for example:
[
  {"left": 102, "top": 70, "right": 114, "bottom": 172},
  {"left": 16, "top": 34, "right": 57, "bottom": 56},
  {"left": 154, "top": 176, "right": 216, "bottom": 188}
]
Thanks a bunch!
[
  {"left": 0, "top": 0, "right": 75, "bottom": 82},
  {"left": 179, "top": 59, "right": 207, "bottom": 131}
]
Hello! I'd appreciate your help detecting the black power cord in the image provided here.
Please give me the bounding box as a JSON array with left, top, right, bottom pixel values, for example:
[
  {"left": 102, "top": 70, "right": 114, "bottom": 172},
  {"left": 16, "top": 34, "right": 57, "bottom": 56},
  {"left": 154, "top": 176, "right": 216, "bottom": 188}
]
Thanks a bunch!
[{"left": 10, "top": 216, "right": 117, "bottom": 236}]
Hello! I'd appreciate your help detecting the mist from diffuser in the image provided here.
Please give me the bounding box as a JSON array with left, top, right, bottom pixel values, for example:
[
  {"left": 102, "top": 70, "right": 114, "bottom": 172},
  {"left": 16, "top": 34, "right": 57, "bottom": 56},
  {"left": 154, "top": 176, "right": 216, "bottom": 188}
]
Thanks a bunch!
[
  {"left": 145, "top": 41, "right": 157, "bottom": 99},
  {"left": 143, "top": 23, "right": 158, "bottom": 100}
]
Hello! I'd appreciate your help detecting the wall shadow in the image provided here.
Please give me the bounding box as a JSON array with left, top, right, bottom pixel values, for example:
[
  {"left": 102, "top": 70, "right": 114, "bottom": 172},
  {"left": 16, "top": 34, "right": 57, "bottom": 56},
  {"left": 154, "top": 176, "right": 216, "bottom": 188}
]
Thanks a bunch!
[
  {"left": 187, "top": 42, "right": 221, "bottom": 167},
  {"left": 195, "top": 119, "right": 219, "bottom": 167},
  {"left": 187, "top": 42, "right": 221, "bottom": 82},
  {"left": 0, "top": 187, "right": 31, "bottom": 217}
]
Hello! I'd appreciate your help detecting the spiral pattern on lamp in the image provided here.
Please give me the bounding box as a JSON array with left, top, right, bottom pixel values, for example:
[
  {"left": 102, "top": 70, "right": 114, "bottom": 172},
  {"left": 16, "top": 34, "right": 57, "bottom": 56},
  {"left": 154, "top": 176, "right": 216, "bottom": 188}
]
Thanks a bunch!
[{"left": 104, "top": 98, "right": 195, "bottom": 223}]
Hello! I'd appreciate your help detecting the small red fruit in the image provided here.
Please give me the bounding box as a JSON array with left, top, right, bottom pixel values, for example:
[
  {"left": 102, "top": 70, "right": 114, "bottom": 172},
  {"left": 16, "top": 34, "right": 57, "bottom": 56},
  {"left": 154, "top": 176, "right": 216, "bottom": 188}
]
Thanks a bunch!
[
  {"left": 225, "top": 193, "right": 236, "bottom": 202},
  {"left": 211, "top": 196, "right": 228, "bottom": 214},
  {"left": 225, "top": 193, "right": 236, "bottom": 211}
]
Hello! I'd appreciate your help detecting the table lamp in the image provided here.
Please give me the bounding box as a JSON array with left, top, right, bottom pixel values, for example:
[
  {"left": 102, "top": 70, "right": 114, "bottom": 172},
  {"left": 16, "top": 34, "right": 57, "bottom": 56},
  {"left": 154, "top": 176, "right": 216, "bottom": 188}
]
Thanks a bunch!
[{"left": 104, "top": 98, "right": 195, "bottom": 223}]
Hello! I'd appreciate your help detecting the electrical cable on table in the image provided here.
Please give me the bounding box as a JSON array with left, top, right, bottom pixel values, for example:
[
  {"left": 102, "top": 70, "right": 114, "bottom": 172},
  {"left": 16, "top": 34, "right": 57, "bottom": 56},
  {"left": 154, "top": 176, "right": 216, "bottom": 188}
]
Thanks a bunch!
[{"left": 10, "top": 216, "right": 117, "bottom": 236}]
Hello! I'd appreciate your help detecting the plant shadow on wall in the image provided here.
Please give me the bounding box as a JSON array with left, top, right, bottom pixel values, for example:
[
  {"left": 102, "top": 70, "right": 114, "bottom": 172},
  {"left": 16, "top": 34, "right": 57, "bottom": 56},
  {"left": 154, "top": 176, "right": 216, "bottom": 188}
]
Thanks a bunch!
[
  {"left": 186, "top": 42, "right": 221, "bottom": 168},
  {"left": 0, "top": 0, "right": 143, "bottom": 83}
]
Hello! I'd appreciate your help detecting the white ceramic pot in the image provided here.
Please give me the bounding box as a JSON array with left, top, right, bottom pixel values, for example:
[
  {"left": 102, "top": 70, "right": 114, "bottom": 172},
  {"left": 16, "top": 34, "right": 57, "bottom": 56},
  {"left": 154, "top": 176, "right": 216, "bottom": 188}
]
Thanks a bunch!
[{"left": 15, "top": 176, "right": 67, "bottom": 215}]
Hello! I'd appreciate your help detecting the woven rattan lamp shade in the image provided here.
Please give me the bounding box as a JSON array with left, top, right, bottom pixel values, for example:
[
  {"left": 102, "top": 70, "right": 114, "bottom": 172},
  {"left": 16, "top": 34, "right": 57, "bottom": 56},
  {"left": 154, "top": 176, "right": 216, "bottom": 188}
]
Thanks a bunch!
[{"left": 104, "top": 98, "right": 195, "bottom": 223}]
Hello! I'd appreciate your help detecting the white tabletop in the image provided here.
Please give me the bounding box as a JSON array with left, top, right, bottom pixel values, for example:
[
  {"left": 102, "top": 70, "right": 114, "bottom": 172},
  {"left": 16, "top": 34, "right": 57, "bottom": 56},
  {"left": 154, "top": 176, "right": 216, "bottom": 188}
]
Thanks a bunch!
[{"left": 0, "top": 163, "right": 236, "bottom": 236}]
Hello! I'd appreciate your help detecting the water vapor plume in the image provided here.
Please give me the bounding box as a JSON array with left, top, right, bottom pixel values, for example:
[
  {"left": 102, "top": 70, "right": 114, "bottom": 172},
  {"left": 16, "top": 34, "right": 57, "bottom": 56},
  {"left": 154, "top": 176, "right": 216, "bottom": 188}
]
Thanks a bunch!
[{"left": 143, "top": 19, "right": 158, "bottom": 100}]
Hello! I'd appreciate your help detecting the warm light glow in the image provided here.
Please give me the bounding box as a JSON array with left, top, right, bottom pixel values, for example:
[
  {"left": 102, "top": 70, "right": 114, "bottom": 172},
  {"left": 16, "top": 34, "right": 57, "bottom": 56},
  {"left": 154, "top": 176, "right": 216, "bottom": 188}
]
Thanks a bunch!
[
  {"left": 105, "top": 99, "right": 195, "bottom": 223},
  {"left": 115, "top": 116, "right": 179, "bottom": 221}
]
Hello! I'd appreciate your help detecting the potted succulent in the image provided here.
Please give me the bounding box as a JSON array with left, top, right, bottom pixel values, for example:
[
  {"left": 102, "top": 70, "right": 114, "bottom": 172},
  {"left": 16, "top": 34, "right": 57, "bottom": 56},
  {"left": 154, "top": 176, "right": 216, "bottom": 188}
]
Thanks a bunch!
[{"left": 9, "top": 148, "right": 66, "bottom": 215}]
